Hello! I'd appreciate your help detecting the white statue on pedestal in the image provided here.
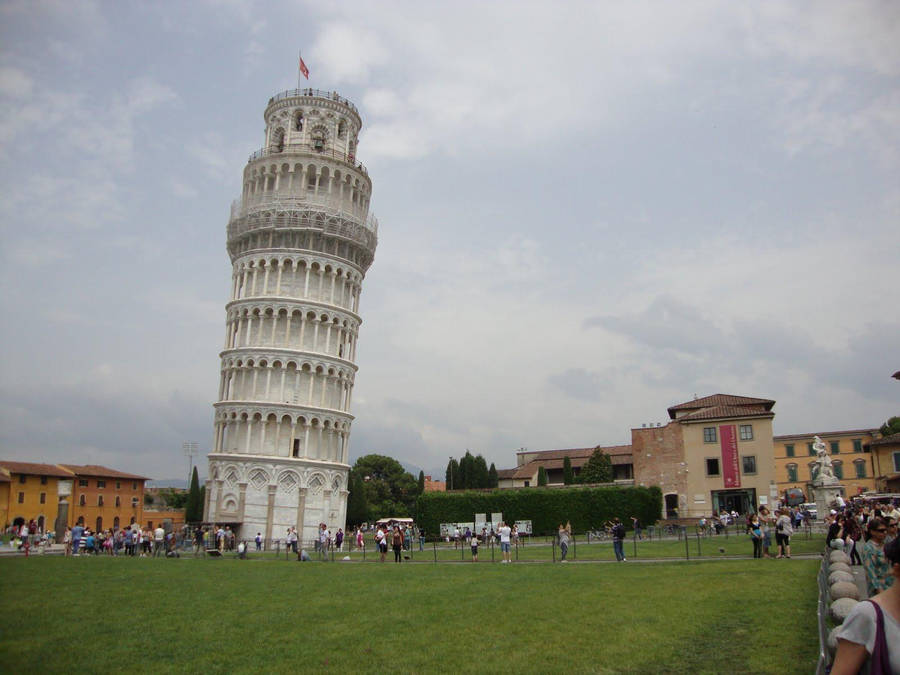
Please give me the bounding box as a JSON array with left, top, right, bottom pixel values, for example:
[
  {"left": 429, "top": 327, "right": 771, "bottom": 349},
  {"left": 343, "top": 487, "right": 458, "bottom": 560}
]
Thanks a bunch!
[{"left": 812, "top": 435, "right": 839, "bottom": 485}]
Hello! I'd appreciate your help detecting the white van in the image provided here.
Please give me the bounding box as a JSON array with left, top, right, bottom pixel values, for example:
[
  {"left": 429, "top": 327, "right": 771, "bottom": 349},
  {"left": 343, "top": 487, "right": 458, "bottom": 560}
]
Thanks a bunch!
[{"left": 800, "top": 503, "right": 818, "bottom": 520}]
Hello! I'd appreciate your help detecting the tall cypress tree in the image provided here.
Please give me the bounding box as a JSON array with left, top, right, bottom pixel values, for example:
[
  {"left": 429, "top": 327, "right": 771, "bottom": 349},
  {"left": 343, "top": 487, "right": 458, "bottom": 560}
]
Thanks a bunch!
[
  {"left": 537, "top": 466, "right": 548, "bottom": 486},
  {"left": 417, "top": 470, "right": 425, "bottom": 495},
  {"left": 488, "top": 463, "right": 499, "bottom": 488},
  {"left": 185, "top": 466, "right": 202, "bottom": 523}
]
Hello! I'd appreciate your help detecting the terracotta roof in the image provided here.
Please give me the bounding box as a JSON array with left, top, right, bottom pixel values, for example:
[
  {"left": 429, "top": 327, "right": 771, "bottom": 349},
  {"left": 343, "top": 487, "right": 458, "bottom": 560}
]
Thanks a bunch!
[
  {"left": 516, "top": 445, "right": 633, "bottom": 459},
  {"left": 0, "top": 461, "right": 75, "bottom": 478},
  {"left": 668, "top": 394, "right": 775, "bottom": 419},
  {"left": 674, "top": 405, "right": 775, "bottom": 422},
  {"left": 60, "top": 464, "right": 149, "bottom": 480},
  {"left": 870, "top": 433, "right": 900, "bottom": 447},
  {"left": 496, "top": 469, "right": 518, "bottom": 479},
  {"left": 507, "top": 445, "right": 634, "bottom": 479},
  {"left": 773, "top": 429, "right": 879, "bottom": 441}
]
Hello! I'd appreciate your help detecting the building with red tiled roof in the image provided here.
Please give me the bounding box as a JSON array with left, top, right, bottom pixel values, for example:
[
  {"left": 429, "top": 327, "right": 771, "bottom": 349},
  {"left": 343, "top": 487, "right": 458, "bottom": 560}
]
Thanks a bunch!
[
  {"left": 60, "top": 464, "right": 148, "bottom": 532},
  {"left": 633, "top": 394, "right": 778, "bottom": 518},
  {"left": 494, "top": 393, "right": 780, "bottom": 520}
]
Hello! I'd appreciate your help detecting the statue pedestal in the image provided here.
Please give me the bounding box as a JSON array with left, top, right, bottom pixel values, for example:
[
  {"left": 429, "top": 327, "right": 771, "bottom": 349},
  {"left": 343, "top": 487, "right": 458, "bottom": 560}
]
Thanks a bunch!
[{"left": 812, "top": 483, "right": 845, "bottom": 518}]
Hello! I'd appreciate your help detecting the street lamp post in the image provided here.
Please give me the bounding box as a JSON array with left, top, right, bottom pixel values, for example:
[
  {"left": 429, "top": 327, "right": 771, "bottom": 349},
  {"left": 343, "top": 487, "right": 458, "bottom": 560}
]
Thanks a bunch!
[{"left": 183, "top": 441, "right": 198, "bottom": 484}]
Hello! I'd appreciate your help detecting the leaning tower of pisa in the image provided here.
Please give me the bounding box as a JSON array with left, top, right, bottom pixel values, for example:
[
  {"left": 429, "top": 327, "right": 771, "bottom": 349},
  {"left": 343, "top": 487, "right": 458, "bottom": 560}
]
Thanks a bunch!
[{"left": 204, "top": 88, "right": 377, "bottom": 543}]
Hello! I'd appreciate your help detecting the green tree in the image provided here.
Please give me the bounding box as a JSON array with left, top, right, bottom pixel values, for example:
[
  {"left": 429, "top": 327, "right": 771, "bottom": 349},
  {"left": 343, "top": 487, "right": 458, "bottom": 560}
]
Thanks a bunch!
[
  {"left": 417, "top": 470, "right": 425, "bottom": 495},
  {"left": 880, "top": 416, "right": 900, "bottom": 437},
  {"left": 185, "top": 466, "right": 203, "bottom": 523},
  {"left": 346, "top": 471, "right": 368, "bottom": 526},
  {"left": 488, "top": 463, "right": 499, "bottom": 488},
  {"left": 537, "top": 466, "right": 548, "bottom": 486},
  {"left": 579, "top": 447, "right": 613, "bottom": 484},
  {"left": 473, "top": 455, "right": 489, "bottom": 488},
  {"left": 351, "top": 454, "right": 418, "bottom": 521}
]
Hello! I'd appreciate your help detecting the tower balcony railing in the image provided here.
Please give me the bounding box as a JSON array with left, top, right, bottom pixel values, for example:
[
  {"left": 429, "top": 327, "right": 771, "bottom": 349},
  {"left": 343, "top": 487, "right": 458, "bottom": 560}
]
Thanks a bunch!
[
  {"left": 268, "top": 88, "right": 358, "bottom": 115},
  {"left": 227, "top": 196, "right": 378, "bottom": 250},
  {"left": 248, "top": 143, "right": 368, "bottom": 176},
  {"left": 230, "top": 194, "right": 376, "bottom": 233}
]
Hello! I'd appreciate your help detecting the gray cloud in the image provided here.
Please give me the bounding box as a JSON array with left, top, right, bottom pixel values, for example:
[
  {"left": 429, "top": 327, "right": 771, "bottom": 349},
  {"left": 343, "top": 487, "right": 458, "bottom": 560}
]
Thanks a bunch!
[{"left": 1, "top": 2, "right": 898, "bottom": 479}]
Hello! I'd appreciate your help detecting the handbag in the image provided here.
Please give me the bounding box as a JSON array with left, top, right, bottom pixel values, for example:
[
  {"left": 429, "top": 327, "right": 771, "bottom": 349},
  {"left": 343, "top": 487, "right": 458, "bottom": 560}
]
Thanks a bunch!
[{"left": 866, "top": 600, "right": 891, "bottom": 675}]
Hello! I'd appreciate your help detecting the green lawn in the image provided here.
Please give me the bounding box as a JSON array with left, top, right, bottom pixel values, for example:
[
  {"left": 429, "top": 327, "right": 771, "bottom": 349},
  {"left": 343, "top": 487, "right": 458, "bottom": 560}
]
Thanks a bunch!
[{"left": 0, "top": 555, "right": 820, "bottom": 673}]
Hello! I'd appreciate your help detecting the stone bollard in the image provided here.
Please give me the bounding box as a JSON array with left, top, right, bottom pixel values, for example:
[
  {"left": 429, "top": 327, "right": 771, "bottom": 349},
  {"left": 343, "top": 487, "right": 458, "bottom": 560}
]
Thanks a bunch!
[
  {"left": 830, "top": 597, "right": 858, "bottom": 623},
  {"left": 829, "top": 561, "right": 852, "bottom": 575},
  {"left": 828, "top": 570, "right": 854, "bottom": 585},
  {"left": 829, "top": 550, "right": 851, "bottom": 565},
  {"left": 830, "top": 581, "right": 860, "bottom": 601}
]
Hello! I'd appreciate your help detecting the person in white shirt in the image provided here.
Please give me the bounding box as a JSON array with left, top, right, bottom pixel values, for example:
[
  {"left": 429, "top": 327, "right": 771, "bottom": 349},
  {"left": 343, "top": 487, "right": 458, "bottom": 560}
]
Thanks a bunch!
[
  {"left": 153, "top": 526, "right": 165, "bottom": 557},
  {"left": 498, "top": 522, "right": 512, "bottom": 563},
  {"left": 375, "top": 526, "right": 386, "bottom": 562}
]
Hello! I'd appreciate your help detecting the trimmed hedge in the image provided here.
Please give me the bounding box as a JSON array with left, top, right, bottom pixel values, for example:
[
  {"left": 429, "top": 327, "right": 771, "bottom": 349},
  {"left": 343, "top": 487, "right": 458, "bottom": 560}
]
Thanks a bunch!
[{"left": 416, "top": 485, "right": 662, "bottom": 536}]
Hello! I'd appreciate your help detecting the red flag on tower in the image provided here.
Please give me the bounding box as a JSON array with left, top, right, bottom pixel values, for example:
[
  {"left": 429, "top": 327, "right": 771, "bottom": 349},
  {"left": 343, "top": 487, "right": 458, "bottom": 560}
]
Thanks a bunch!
[{"left": 299, "top": 55, "right": 309, "bottom": 80}]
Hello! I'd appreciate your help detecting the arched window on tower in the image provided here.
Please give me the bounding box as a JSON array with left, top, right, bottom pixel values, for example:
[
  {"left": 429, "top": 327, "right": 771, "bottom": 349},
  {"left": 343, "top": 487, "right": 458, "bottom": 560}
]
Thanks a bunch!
[
  {"left": 337, "top": 120, "right": 347, "bottom": 139},
  {"left": 295, "top": 111, "right": 304, "bottom": 131}
]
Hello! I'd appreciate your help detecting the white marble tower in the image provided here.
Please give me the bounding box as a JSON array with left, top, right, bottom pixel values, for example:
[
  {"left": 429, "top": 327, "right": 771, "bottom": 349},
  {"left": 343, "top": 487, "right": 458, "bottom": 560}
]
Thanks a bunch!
[{"left": 204, "top": 88, "right": 377, "bottom": 543}]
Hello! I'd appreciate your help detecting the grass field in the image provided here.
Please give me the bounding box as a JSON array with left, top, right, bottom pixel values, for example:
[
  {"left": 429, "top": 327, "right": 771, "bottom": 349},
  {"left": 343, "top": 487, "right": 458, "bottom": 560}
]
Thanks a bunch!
[{"left": 0, "top": 555, "right": 820, "bottom": 673}]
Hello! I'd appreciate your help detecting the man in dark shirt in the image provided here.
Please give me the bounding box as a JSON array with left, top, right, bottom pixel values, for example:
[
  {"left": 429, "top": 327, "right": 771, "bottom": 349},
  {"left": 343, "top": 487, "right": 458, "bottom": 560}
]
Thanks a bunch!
[{"left": 612, "top": 518, "right": 627, "bottom": 562}]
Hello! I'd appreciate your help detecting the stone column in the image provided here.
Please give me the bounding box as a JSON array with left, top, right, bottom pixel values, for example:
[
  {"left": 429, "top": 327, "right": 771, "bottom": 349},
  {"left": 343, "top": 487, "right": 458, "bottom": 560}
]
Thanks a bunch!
[
  {"left": 296, "top": 487, "right": 307, "bottom": 544},
  {"left": 214, "top": 478, "right": 225, "bottom": 522},
  {"left": 323, "top": 489, "right": 333, "bottom": 525},
  {"left": 238, "top": 482, "right": 248, "bottom": 522},
  {"left": 264, "top": 485, "right": 277, "bottom": 543}
]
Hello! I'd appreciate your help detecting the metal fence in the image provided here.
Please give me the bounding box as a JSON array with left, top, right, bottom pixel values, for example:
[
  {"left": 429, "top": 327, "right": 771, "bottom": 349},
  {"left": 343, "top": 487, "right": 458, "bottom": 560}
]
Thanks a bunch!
[{"left": 205, "top": 525, "right": 823, "bottom": 564}]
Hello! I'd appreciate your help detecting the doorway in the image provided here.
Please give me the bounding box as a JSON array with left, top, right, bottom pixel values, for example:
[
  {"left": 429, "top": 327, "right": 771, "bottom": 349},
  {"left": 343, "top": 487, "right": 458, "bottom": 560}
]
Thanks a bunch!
[
  {"left": 664, "top": 493, "right": 679, "bottom": 519},
  {"left": 712, "top": 489, "right": 757, "bottom": 516}
]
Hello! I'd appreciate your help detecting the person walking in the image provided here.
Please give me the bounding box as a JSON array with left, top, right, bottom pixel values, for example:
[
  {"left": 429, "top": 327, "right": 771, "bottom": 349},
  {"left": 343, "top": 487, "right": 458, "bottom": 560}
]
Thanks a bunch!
[
  {"left": 758, "top": 506, "right": 774, "bottom": 558},
  {"left": 71, "top": 521, "right": 84, "bottom": 557},
  {"left": 843, "top": 516, "right": 863, "bottom": 566},
  {"left": 558, "top": 523, "right": 571, "bottom": 562},
  {"left": 612, "top": 518, "right": 627, "bottom": 562},
  {"left": 391, "top": 526, "right": 403, "bottom": 563},
  {"left": 471, "top": 532, "right": 479, "bottom": 562},
  {"left": 862, "top": 517, "right": 894, "bottom": 597},
  {"left": 774, "top": 507, "right": 793, "bottom": 558},
  {"left": 749, "top": 514, "right": 763, "bottom": 559},
  {"left": 498, "top": 521, "right": 512, "bottom": 563},
  {"left": 153, "top": 525, "right": 165, "bottom": 557},
  {"left": 375, "top": 526, "right": 387, "bottom": 562},
  {"left": 335, "top": 528, "right": 344, "bottom": 553},
  {"left": 832, "top": 535, "right": 900, "bottom": 673}
]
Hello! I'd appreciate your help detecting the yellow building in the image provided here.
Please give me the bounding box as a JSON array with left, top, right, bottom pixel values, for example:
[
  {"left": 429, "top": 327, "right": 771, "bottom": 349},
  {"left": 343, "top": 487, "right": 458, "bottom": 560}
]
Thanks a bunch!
[
  {"left": 0, "top": 469, "right": 10, "bottom": 530},
  {"left": 633, "top": 394, "right": 778, "bottom": 518},
  {"left": 773, "top": 429, "right": 879, "bottom": 501},
  {"left": 869, "top": 433, "right": 900, "bottom": 492},
  {"left": 0, "top": 461, "right": 76, "bottom": 534}
]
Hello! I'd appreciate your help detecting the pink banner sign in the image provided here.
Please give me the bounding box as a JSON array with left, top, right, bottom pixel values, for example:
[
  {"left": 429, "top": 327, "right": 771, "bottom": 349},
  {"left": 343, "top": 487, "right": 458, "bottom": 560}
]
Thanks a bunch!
[{"left": 719, "top": 424, "right": 741, "bottom": 488}]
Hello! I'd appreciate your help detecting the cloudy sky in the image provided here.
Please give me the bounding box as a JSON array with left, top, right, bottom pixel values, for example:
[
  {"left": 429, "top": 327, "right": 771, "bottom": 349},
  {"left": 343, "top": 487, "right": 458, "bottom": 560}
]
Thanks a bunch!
[{"left": 1, "top": 1, "right": 897, "bottom": 482}]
